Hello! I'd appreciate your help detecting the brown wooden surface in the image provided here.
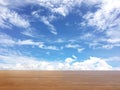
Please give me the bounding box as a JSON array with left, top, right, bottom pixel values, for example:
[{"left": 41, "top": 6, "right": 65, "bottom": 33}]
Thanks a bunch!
[{"left": 0, "top": 71, "right": 120, "bottom": 90}]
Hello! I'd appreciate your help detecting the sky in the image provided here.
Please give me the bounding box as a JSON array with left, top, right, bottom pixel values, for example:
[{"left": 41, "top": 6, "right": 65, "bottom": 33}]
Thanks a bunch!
[{"left": 0, "top": 0, "right": 120, "bottom": 70}]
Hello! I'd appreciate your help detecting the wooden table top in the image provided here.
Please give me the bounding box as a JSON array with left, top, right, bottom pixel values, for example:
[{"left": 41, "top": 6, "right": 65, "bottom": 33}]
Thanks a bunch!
[{"left": 0, "top": 71, "right": 120, "bottom": 90}]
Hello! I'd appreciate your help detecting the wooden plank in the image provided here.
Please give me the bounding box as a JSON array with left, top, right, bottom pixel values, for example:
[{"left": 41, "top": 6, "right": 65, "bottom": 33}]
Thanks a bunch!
[{"left": 0, "top": 71, "right": 120, "bottom": 90}]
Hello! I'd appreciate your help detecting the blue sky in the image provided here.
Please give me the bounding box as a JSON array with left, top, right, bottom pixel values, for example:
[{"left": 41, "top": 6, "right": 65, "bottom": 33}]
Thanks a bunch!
[{"left": 0, "top": 0, "right": 120, "bottom": 70}]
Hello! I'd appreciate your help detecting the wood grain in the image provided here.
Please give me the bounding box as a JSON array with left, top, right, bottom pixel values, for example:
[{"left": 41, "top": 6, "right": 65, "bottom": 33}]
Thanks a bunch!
[{"left": 0, "top": 71, "right": 120, "bottom": 90}]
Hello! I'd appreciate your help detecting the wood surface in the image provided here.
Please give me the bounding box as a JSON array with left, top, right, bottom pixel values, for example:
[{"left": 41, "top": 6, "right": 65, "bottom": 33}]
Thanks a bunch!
[{"left": 0, "top": 71, "right": 120, "bottom": 90}]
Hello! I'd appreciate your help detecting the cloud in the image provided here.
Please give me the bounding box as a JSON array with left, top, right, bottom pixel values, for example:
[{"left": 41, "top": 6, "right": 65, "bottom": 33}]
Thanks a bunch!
[
  {"left": 72, "top": 55, "right": 77, "bottom": 59},
  {"left": 106, "top": 30, "right": 120, "bottom": 44},
  {"left": 0, "top": 54, "right": 119, "bottom": 70},
  {"left": 17, "top": 40, "right": 60, "bottom": 50},
  {"left": 106, "top": 56, "right": 120, "bottom": 62},
  {"left": 80, "top": 33, "right": 94, "bottom": 40},
  {"left": 41, "top": 45, "right": 59, "bottom": 50},
  {"left": 105, "top": 57, "right": 120, "bottom": 67},
  {"left": 65, "top": 44, "right": 84, "bottom": 52},
  {"left": 83, "top": 0, "right": 120, "bottom": 31},
  {"left": 31, "top": 0, "right": 82, "bottom": 16},
  {"left": 0, "top": 33, "right": 42, "bottom": 46},
  {"left": 65, "top": 44, "right": 80, "bottom": 49},
  {"left": 54, "top": 38, "right": 65, "bottom": 43},
  {"left": 29, "top": 0, "right": 82, "bottom": 35},
  {"left": 0, "top": 32, "right": 16, "bottom": 46},
  {"left": 0, "top": 0, "right": 82, "bottom": 16},
  {"left": 102, "top": 44, "right": 120, "bottom": 49},
  {"left": 40, "top": 16, "right": 57, "bottom": 35},
  {"left": 0, "top": 0, "right": 83, "bottom": 35},
  {"left": 72, "top": 57, "right": 112, "bottom": 70},
  {"left": 0, "top": 0, "right": 8, "bottom": 6},
  {"left": 77, "top": 48, "right": 84, "bottom": 53},
  {"left": 0, "top": 32, "right": 60, "bottom": 50},
  {"left": 0, "top": 42, "right": 115, "bottom": 70},
  {"left": 83, "top": 0, "right": 101, "bottom": 5},
  {"left": 0, "top": 6, "right": 30, "bottom": 29},
  {"left": 19, "top": 40, "right": 60, "bottom": 50},
  {"left": 0, "top": 0, "right": 119, "bottom": 70},
  {"left": 32, "top": 10, "right": 57, "bottom": 35},
  {"left": 17, "top": 39, "right": 43, "bottom": 46},
  {"left": 65, "top": 57, "right": 75, "bottom": 63},
  {"left": 46, "top": 46, "right": 59, "bottom": 50},
  {"left": 21, "top": 28, "right": 38, "bottom": 37},
  {"left": 82, "top": 0, "right": 120, "bottom": 48},
  {"left": 52, "top": 7, "right": 68, "bottom": 17}
]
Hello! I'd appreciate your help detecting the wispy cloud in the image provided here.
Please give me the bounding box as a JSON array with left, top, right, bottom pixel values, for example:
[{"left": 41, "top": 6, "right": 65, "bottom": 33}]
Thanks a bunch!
[
  {"left": 32, "top": 10, "right": 57, "bottom": 35},
  {"left": 65, "top": 44, "right": 84, "bottom": 53},
  {"left": 2, "top": 0, "right": 82, "bottom": 16},
  {"left": 83, "top": 0, "right": 120, "bottom": 31},
  {"left": 31, "top": 0, "right": 82, "bottom": 16},
  {"left": 65, "top": 44, "right": 80, "bottom": 49},
  {"left": 43, "top": 45, "right": 59, "bottom": 50},
  {"left": 40, "top": 16, "right": 57, "bottom": 35},
  {"left": 77, "top": 48, "right": 84, "bottom": 53},
  {"left": 0, "top": 6, "right": 30, "bottom": 29},
  {"left": 55, "top": 38, "right": 64, "bottom": 43},
  {"left": 0, "top": 32, "right": 16, "bottom": 46},
  {"left": 0, "top": 32, "right": 60, "bottom": 50},
  {"left": 0, "top": 0, "right": 83, "bottom": 35},
  {"left": 82, "top": 0, "right": 120, "bottom": 49}
]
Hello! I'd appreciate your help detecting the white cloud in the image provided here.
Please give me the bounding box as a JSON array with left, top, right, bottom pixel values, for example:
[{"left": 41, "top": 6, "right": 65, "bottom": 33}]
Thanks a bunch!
[
  {"left": 0, "top": 32, "right": 16, "bottom": 46},
  {"left": 0, "top": 0, "right": 83, "bottom": 35},
  {"left": 106, "top": 56, "right": 120, "bottom": 62},
  {"left": 65, "top": 57, "right": 75, "bottom": 63},
  {"left": 72, "top": 57, "right": 112, "bottom": 70},
  {"left": 32, "top": 10, "right": 57, "bottom": 35},
  {"left": 107, "top": 39, "right": 120, "bottom": 44},
  {"left": 0, "top": 48, "right": 23, "bottom": 58},
  {"left": 102, "top": 44, "right": 120, "bottom": 49},
  {"left": 17, "top": 39, "right": 43, "bottom": 46},
  {"left": 0, "top": 33, "right": 43, "bottom": 47},
  {"left": 65, "top": 44, "right": 84, "bottom": 52},
  {"left": 83, "top": 0, "right": 120, "bottom": 30},
  {"left": 83, "top": 0, "right": 101, "bottom": 5},
  {"left": 55, "top": 38, "right": 64, "bottom": 43},
  {"left": 72, "top": 55, "right": 77, "bottom": 59},
  {"left": 0, "top": 33, "right": 60, "bottom": 50},
  {"left": 65, "top": 44, "right": 80, "bottom": 49},
  {"left": 30, "top": 0, "right": 82, "bottom": 35},
  {"left": 0, "top": 0, "right": 83, "bottom": 34},
  {"left": 77, "top": 48, "right": 84, "bottom": 53},
  {"left": 83, "top": 0, "right": 120, "bottom": 48},
  {"left": 81, "top": 33, "right": 93, "bottom": 39},
  {"left": 40, "top": 16, "right": 57, "bottom": 35},
  {"left": 52, "top": 7, "right": 68, "bottom": 17},
  {"left": 42, "top": 45, "right": 59, "bottom": 50},
  {"left": 0, "top": 0, "right": 8, "bottom": 6},
  {"left": 105, "top": 56, "right": 120, "bottom": 67},
  {"left": 18, "top": 39, "right": 60, "bottom": 50},
  {"left": 31, "top": 0, "right": 82, "bottom": 16},
  {"left": 106, "top": 30, "right": 120, "bottom": 43},
  {"left": 0, "top": 54, "right": 119, "bottom": 70},
  {"left": 0, "top": 6, "right": 30, "bottom": 29},
  {"left": 21, "top": 28, "right": 37, "bottom": 37}
]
